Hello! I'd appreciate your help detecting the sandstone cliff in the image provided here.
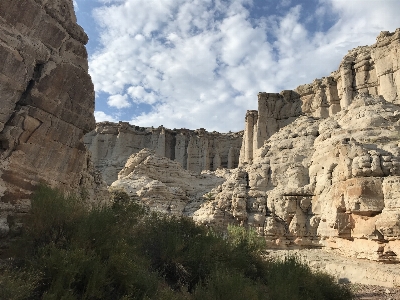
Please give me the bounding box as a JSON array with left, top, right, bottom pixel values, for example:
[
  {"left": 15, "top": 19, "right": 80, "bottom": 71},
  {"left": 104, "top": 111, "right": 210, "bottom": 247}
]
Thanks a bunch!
[
  {"left": 240, "top": 29, "right": 400, "bottom": 165},
  {"left": 111, "top": 148, "right": 229, "bottom": 216},
  {"left": 227, "top": 29, "right": 400, "bottom": 261},
  {"left": 110, "top": 29, "right": 400, "bottom": 263},
  {"left": 194, "top": 94, "right": 400, "bottom": 262},
  {"left": 85, "top": 122, "right": 242, "bottom": 184},
  {"left": 0, "top": 0, "right": 107, "bottom": 240}
]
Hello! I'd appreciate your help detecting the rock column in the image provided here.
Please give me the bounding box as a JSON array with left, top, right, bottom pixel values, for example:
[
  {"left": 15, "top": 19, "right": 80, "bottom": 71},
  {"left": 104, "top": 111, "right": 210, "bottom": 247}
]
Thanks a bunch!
[
  {"left": 239, "top": 110, "right": 258, "bottom": 165},
  {"left": 340, "top": 59, "right": 355, "bottom": 108}
]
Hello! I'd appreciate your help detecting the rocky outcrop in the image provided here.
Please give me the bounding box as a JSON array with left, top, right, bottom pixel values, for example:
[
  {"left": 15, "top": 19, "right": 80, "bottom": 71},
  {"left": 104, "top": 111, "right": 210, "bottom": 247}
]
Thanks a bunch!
[
  {"left": 195, "top": 29, "right": 400, "bottom": 262},
  {"left": 85, "top": 122, "right": 242, "bottom": 184},
  {"left": 112, "top": 94, "right": 400, "bottom": 263},
  {"left": 111, "top": 148, "right": 229, "bottom": 216},
  {"left": 201, "top": 94, "right": 400, "bottom": 262},
  {"left": 300, "top": 29, "right": 400, "bottom": 115},
  {"left": 104, "top": 29, "right": 400, "bottom": 262},
  {"left": 240, "top": 29, "right": 400, "bottom": 165},
  {"left": 0, "top": 0, "right": 107, "bottom": 240},
  {"left": 239, "top": 92, "right": 303, "bottom": 164}
]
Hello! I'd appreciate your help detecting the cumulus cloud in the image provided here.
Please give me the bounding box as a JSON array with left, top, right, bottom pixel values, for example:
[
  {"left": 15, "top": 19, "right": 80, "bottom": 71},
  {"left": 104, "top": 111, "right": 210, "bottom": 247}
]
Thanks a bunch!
[
  {"left": 107, "top": 94, "right": 131, "bottom": 109},
  {"left": 89, "top": 0, "right": 400, "bottom": 132},
  {"left": 94, "top": 111, "right": 119, "bottom": 123}
]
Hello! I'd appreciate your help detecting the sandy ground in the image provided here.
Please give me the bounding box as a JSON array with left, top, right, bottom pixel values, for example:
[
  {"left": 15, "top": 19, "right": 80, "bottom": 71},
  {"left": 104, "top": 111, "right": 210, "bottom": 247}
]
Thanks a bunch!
[
  {"left": 264, "top": 249, "right": 400, "bottom": 299},
  {"left": 351, "top": 284, "right": 400, "bottom": 299}
]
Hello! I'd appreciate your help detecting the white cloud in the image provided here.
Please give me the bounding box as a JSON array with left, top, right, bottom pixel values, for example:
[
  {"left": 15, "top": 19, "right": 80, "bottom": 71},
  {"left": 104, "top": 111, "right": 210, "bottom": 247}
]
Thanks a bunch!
[
  {"left": 127, "top": 86, "right": 157, "bottom": 105},
  {"left": 107, "top": 94, "right": 131, "bottom": 109},
  {"left": 94, "top": 111, "right": 119, "bottom": 123},
  {"left": 89, "top": 0, "right": 400, "bottom": 132},
  {"left": 279, "top": 0, "right": 292, "bottom": 8}
]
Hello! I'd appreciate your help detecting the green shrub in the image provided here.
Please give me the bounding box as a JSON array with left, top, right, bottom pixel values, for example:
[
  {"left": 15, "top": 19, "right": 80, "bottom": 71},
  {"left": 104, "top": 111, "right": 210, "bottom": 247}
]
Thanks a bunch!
[
  {"left": 264, "top": 255, "right": 353, "bottom": 300},
  {"left": 18, "top": 184, "right": 86, "bottom": 252},
  {"left": 194, "top": 269, "right": 267, "bottom": 300},
  {"left": 0, "top": 268, "right": 39, "bottom": 300},
  {"left": 3, "top": 185, "right": 354, "bottom": 300},
  {"left": 226, "top": 224, "right": 265, "bottom": 253},
  {"left": 109, "top": 187, "right": 132, "bottom": 208}
]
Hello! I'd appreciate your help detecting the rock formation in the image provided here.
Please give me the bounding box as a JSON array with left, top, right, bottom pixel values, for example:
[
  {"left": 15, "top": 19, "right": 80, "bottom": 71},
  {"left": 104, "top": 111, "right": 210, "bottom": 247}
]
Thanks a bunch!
[
  {"left": 111, "top": 148, "right": 229, "bottom": 216},
  {"left": 0, "top": 0, "right": 107, "bottom": 240},
  {"left": 209, "top": 29, "right": 400, "bottom": 262},
  {"left": 196, "top": 94, "right": 400, "bottom": 262},
  {"left": 241, "top": 29, "right": 400, "bottom": 165},
  {"left": 111, "top": 29, "right": 400, "bottom": 263},
  {"left": 84, "top": 122, "right": 242, "bottom": 184}
]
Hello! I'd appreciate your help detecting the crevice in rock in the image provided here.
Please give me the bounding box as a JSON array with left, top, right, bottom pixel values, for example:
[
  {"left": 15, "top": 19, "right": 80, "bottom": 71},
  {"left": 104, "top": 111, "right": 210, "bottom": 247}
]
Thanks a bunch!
[
  {"left": 0, "top": 62, "right": 45, "bottom": 156},
  {"left": 17, "top": 62, "right": 45, "bottom": 106}
]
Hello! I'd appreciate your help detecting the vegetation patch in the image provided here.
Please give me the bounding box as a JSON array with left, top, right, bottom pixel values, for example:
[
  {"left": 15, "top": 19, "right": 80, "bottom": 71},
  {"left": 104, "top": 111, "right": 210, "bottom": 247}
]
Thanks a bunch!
[{"left": 0, "top": 185, "right": 353, "bottom": 299}]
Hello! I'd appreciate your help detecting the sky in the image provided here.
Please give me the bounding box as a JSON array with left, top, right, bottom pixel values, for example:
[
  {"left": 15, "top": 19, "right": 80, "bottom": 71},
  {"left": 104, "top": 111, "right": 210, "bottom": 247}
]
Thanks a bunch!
[{"left": 73, "top": 0, "right": 400, "bottom": 132}]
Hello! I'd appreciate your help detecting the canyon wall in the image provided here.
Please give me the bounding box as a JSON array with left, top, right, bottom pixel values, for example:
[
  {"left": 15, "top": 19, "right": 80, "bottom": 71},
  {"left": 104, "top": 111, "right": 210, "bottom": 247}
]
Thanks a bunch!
[
  {"left": 84, "top": 122, "right": 242, "bottom": 185},
  {"left": 112, "top": 29, "right": 400, "bottom": 262},
  {"left": 240, "top": 29, "right": 400, "bottom": 165},
  {"left": 111, "top": 148, "right": 229, "bottom": 216},
  {"left": 209, "top": 29, "right": 400, "bottom": 261},
  {"left": 196, "top": 94, "right": 400, "bottom": 262},
  {"left": 0, "top": 0, "right": 106, "bottom": 241}
]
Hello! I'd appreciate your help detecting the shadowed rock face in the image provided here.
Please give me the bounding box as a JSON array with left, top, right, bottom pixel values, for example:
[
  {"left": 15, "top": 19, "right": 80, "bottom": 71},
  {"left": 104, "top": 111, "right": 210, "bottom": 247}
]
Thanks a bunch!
[
  {"left": 84, "top": 123, "right": 243, "bottom": 185},
  {"left": 0, "top": 0, "right": 106, "bottom": 240}
]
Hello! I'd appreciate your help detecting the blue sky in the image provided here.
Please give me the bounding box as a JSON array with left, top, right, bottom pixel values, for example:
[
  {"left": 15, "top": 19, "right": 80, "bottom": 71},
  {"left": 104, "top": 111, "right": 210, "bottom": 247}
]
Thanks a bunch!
[{"left": 73, "top": 0, "right": 400, "bottom": 132}]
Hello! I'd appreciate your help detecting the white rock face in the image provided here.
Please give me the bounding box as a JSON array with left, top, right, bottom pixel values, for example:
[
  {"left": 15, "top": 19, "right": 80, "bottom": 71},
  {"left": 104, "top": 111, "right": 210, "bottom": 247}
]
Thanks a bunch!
[
  {"left": 240, "top": 29, "right": 400, "bottom": 165},
  {"left": 203, "top": 94, "right": 400, "bottom": 261},
  {"left": 112, "top": 96, "right": 400, "bottom": 263},
  {"left": 111, "top": 149, "right": 229, "bottom": 216},
  {"left": 85, "top": 123, "right": 242, "bottom": 184},
  {"left": 107, "top": 29, "right": 400, "bottom": 263}
]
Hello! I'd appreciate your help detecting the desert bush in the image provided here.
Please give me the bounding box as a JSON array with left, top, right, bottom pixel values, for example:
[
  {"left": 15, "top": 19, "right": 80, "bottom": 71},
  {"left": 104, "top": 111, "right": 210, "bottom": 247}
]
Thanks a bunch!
[
  {"left": 9, "top": 185, "right": 158, "bottom": 299},
  {"left": 18, "top": 184, "right": 86, "bottom": 252},
  {"left": 2, "top": 185, "right": 354, "bottom": 300},
  {"left": 109, "top": 187, "right": 132, "bottom": 208},
  {"left": 0, "top": 268, "right": 39, "bottom": 300},
  {"left": 194, "top": 269, "right": 267, "bottom": 300},
  {"left": 263, "top": 255, "right": 353, "bottom": 300},
  {"left": 226, "top": 224, "right": 266, "bottom": 253}
]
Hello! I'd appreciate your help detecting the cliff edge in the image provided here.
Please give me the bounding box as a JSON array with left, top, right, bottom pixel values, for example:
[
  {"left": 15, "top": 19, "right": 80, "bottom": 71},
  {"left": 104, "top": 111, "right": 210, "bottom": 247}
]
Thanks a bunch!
[{"left": 0, "top": 0, "right": 107, "bottom": 241}]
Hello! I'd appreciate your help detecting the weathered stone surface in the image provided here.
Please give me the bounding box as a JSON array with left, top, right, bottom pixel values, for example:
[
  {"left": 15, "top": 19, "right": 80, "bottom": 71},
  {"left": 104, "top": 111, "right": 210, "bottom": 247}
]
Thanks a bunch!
[
  {"left": 240, "top": 29, "right": 400, "bottom": 165},
  {"left": 239, "top": 92, "right": 303, "bottom": 165},
  {"left": 302, "top": 29, "right": 400, "bottom": 113},
  {"left": 228, "top": 30, "right": 400, "bottom": 261},
  {"left": 111, "top": 148, "right": 228, "bottom": 216},
  {"left": 0, "top": 0, "right": 108, "bottom": 241},
  {"left": 85, "top": 122, "right": 242, "bottom": 185},
  {"left": 230, "top": 94, "right": 400, "bottom": 261},
  {"left": 105, "top": 29, "right": 400, "bottom": 262}
]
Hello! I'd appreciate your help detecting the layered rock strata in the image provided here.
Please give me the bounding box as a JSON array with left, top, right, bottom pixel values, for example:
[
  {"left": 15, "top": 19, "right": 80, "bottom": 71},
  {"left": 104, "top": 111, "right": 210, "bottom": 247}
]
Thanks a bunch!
[
  {"left": 197, "top": 94, "right": 400, "bottom": 262},
  {"left": 240, "top": 29, "right": 400, "bottom": 165},
  {"left": 111, "top": 148, "right": 229, "bottom": 216},
  {"left": 105, "top": 30, "right": 400, "bottom": 262},
  {"left": 85, "top": 122, "right": 242, "bottom": 184},
  {"left": 0, "top": 0, "right": 107, "bottom": 240},
  {"left": 111, "top": 94, "right": 400, "bottom": 262}
]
